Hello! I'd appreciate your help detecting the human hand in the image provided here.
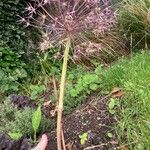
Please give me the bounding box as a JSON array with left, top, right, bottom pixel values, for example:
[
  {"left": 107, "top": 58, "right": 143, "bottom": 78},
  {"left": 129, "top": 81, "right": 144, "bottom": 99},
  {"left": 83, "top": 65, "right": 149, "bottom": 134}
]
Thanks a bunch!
[{"left": 32, "top": 134, "right": 48, "bottom": 150}]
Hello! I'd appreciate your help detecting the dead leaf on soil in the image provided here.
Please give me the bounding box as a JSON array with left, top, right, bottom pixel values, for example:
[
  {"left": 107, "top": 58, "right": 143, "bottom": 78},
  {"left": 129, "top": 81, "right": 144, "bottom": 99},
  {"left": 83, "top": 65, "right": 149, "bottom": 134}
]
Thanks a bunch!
[
  {"left": 66, "top": 141, "right": 74, "bottom": 150},
  {"left": 110, "top": 87, "right": 124, "bottom": 98},
  {"left": 43, "top": 100, "right": 51, "bottom": 107},
  {"left": 50, "top": 109, "right": 57, "bottom": 117}
]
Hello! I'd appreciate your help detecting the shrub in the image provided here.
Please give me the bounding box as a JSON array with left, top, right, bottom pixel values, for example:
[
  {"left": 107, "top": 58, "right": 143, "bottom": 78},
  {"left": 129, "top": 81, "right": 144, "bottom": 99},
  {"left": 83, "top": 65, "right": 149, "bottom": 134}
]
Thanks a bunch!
[
  {"left": 0, "top": 98, "right": 50, "bottom": 138},
  {"left": 0, "top": 0, "right": 27, "bottom": 50},
  {"left": 0, "top": 0, "right": 45, "bottom": 94},
  {"left": 0, "top": 45, "right": 28, "bottom": 93},
  {"left": 0, "top": 0, "right": 36, "bottom": 94}
]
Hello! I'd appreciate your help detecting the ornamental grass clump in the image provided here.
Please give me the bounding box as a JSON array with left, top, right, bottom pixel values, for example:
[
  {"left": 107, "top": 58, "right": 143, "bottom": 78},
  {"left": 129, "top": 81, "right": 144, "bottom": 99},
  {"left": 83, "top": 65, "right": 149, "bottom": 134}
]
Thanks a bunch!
[
  {"left": 119, "top": 0, "right": 150, "bottom": 49},
  {"left": 20, "top": 0, "right": 116, "bottom": 149}
]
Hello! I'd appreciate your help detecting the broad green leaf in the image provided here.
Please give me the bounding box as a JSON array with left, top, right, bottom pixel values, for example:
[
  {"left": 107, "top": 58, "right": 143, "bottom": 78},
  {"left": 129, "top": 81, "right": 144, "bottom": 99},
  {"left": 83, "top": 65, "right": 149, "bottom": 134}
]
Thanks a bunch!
[
  {"left": 108, "top": 98, "right": 116, "bottom": 110},
  {"left": 38, "top": 85, "right": 46, "bottom": 92},
  {"left": 70, "top": 89, "right": 78, "bottom": 97},
  {"left": 87, "top": 90, "right": 90, "bottom": 94},
  {"left": 109, "top": 109, "right": 115, "bottom": 114},
  {"left": 32, "top": 106, "right": 42, "bottom": 133},
  {"left": 89, "top": 84, "right": 98, "bottom": 90},
  {"left": 107, "top": 132, "right": 113, "bottom": 138},
  {"left": 31, "top": 91, "right": 38, "bottom": 100},
  {"left": 8, "top": 132, "right": 23, "bottom": 140}
]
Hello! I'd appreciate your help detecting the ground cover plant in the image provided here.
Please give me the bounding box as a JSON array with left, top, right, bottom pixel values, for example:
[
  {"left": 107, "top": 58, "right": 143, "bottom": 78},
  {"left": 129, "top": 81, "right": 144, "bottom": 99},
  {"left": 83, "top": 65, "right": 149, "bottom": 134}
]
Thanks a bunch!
[{"left": 0, "top": 97, "right": 50, "bottom": 139}]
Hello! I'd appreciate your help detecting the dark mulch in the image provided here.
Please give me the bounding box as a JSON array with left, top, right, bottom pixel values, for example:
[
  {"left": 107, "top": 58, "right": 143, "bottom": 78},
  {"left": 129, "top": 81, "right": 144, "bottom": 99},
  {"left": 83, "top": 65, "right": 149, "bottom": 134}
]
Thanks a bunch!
[{"left": 46, "top": 93, "right": 118, "bottom": 150}]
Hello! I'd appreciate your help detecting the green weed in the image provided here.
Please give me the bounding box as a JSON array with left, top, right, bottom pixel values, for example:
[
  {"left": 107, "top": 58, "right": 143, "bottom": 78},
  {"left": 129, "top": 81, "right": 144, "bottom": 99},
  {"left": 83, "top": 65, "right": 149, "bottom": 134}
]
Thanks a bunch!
[
  {"left": 64, "top": 66, "right": 102, "bottom": 113},
  {"left": 79, "top": 132, "right": 89, "bottom": 145}
]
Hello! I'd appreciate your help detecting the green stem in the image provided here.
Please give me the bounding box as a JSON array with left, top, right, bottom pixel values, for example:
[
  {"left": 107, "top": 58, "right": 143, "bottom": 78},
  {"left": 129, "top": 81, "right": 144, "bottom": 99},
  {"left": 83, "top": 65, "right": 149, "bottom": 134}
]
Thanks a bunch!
[
  {"left": 57, "top": 37, "right": 71, "bottom": 150},
  {"left": 34, "top": 132, "right": 36, "bottom": 143}
]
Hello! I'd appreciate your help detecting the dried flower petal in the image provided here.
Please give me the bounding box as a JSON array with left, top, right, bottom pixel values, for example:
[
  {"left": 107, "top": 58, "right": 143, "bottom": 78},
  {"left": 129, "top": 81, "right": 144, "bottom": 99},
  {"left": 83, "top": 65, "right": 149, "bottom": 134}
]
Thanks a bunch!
[{"left": 21, "top": 0, "right": 116, "bottom": 50}]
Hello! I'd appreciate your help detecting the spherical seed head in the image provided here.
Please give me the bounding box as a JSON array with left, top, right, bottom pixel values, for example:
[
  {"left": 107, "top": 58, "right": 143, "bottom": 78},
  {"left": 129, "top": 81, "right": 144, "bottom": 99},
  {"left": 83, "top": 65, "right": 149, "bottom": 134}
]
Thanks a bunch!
[{"left": 22, "top": 0, "right": 116, "bottom": 49}]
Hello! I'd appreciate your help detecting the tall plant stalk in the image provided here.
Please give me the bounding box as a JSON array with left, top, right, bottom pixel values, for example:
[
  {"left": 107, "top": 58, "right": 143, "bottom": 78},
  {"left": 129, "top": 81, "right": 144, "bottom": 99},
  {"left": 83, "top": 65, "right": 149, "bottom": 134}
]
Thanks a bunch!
[
  {"left": 57, "top": 37, "right": 71, "bottom": 150},
  {"left": 21, "top": 1, "right": 116, "bottom": 149}
]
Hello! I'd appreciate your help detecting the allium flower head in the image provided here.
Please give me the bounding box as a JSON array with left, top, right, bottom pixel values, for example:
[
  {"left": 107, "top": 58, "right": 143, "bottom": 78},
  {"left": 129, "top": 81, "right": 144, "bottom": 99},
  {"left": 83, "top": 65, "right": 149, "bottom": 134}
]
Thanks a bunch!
[{"left": 21, "top": 0, "right": 116, "bottom": 50}]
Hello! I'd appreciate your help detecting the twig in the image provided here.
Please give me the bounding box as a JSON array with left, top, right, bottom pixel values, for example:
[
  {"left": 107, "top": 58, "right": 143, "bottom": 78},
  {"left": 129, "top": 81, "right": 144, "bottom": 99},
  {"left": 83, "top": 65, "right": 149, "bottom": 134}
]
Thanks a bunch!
[
  {"left": 52, "top": 75, "right": 58, "bottom": 101},
  {"left": 115, "top": 141, "right": 138, "bottom": 150},
  {"left": 62, "top": 129, "right": 66, "bottom": 150},
  {"left": 84, "top": 143, "right": 108, "bottom": 150}
]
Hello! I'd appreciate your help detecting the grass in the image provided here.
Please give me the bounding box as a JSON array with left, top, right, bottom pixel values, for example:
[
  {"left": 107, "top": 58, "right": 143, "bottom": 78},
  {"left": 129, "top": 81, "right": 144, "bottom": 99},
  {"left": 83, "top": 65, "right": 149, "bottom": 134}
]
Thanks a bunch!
[
  {"left": 99, "top": 52, "right": 150, "bottom": 149},
  {"left": 119, "top": 0, "right": 150, "bottom": 49}
]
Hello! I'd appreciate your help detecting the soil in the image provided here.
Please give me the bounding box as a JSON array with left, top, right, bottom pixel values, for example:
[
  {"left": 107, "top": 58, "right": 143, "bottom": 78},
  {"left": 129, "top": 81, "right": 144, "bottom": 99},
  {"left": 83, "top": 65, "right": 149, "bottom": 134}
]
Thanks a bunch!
[
  {"left": 45, "top": 93, "right": 118, "bottom": 150},
  {"left": 9, "top": 92, "right": 118, "bottom": 149}
]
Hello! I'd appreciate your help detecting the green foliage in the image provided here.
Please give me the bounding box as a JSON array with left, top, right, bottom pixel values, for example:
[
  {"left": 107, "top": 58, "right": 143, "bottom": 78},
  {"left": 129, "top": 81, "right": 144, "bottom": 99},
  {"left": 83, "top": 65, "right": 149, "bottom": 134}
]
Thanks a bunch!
[
  {"left": 119, "top": 0, "right": 150, "bottom": 49},
  {"left": 38, "top": 50, "right": 61, "bottom": 75},
  {"left": 69, "top": 74, "right": 100, "bottom": 98},
  {"left": 108, "top": 98, "right": 116, "bottom": 110},
  {"left": 32, "top": 106, "right": 42, "bottom": 141},
  {"left": 107, "top": 132, "right": 113, "bottom": 138},
  {"left": 99, "top": 52, "right": 150, "bottom": 149},
  {"left": 8, "top": 132, "right": 23, "bottom": 140},
  {"left": 108, "top": 98, "right": 119, "bottom": 114},
  {"left": 30, "top": 85, "right": 46, "bottom": 100},
  {"left": 0, "top": 0, "right": 38, "bottom": 95},
  {"left": 64, "top": 67, "right": 101, "bottom": 112},
  {"left": 0, "top": 0, "right": 27, "bottom": 50},
  {"left": 0, "top": 0, "right": 33, "bottom": 95},
  {"left": 32, "top": 106, "right": 42, "bottom": 133},
  {"left": 0, "top": 98, "right": 50, "bottom": 139},
  {"left": 28, "top": 51, "right": 61, "bottom": 90},
  {"left": 0, "top": 45, "right": 28, "bottom": 93},
  {"left": 79, "top": 132, "right": 88, "bottom": 145}
]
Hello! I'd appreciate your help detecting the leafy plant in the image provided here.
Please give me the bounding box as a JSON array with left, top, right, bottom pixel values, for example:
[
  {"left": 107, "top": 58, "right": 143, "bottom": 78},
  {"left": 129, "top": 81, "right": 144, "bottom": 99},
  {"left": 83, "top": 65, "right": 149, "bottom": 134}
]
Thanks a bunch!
[
  {"left": 0, "top": 98, "right": 50, "bottom": 139},
  {"left": 29, "top": 85, "right": 46, "bottom": 100},
  {"left": 32, "top": 106, "right": 42, "bottom": 142},
  {"left": 108, "top": 98, "right": 119, "bottom": 114},
  {"left": 8, "top": 132, "right": 23, "bottom": 140},
  {"left": 0, "top": 0, "right": 27, "bottom": 50},
  {"left": 0, "top": 45, "right": 28, "bottom": 93},
  {"left": 63, "top": 68, "right": 102, "bottom": 113},
  {"left": 107, "top": 132, "right": 113, "bottom": 138},
  {"left": 0, "top": 0, "right": 43, "bottom": 95},
  {"left": 79, "top": 132, "right": 89, "bottom": 145},
  {"left": 69, "top": 74, "right": 100, "bottom": 98}
]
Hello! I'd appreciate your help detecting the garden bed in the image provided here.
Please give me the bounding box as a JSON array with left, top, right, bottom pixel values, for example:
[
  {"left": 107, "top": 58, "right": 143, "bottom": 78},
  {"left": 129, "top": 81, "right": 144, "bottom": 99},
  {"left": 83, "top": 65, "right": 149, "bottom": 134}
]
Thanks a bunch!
[{"left": 46, "top": 93, "right": 118, "bottom": 150}]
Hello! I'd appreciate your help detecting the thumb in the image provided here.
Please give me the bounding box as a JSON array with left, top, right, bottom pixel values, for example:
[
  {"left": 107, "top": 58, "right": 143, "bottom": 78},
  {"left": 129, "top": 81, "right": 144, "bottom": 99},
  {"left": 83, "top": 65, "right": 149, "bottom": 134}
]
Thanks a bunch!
[{"left": 32, "top": 134, "right": 48, "bottom": 150}]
